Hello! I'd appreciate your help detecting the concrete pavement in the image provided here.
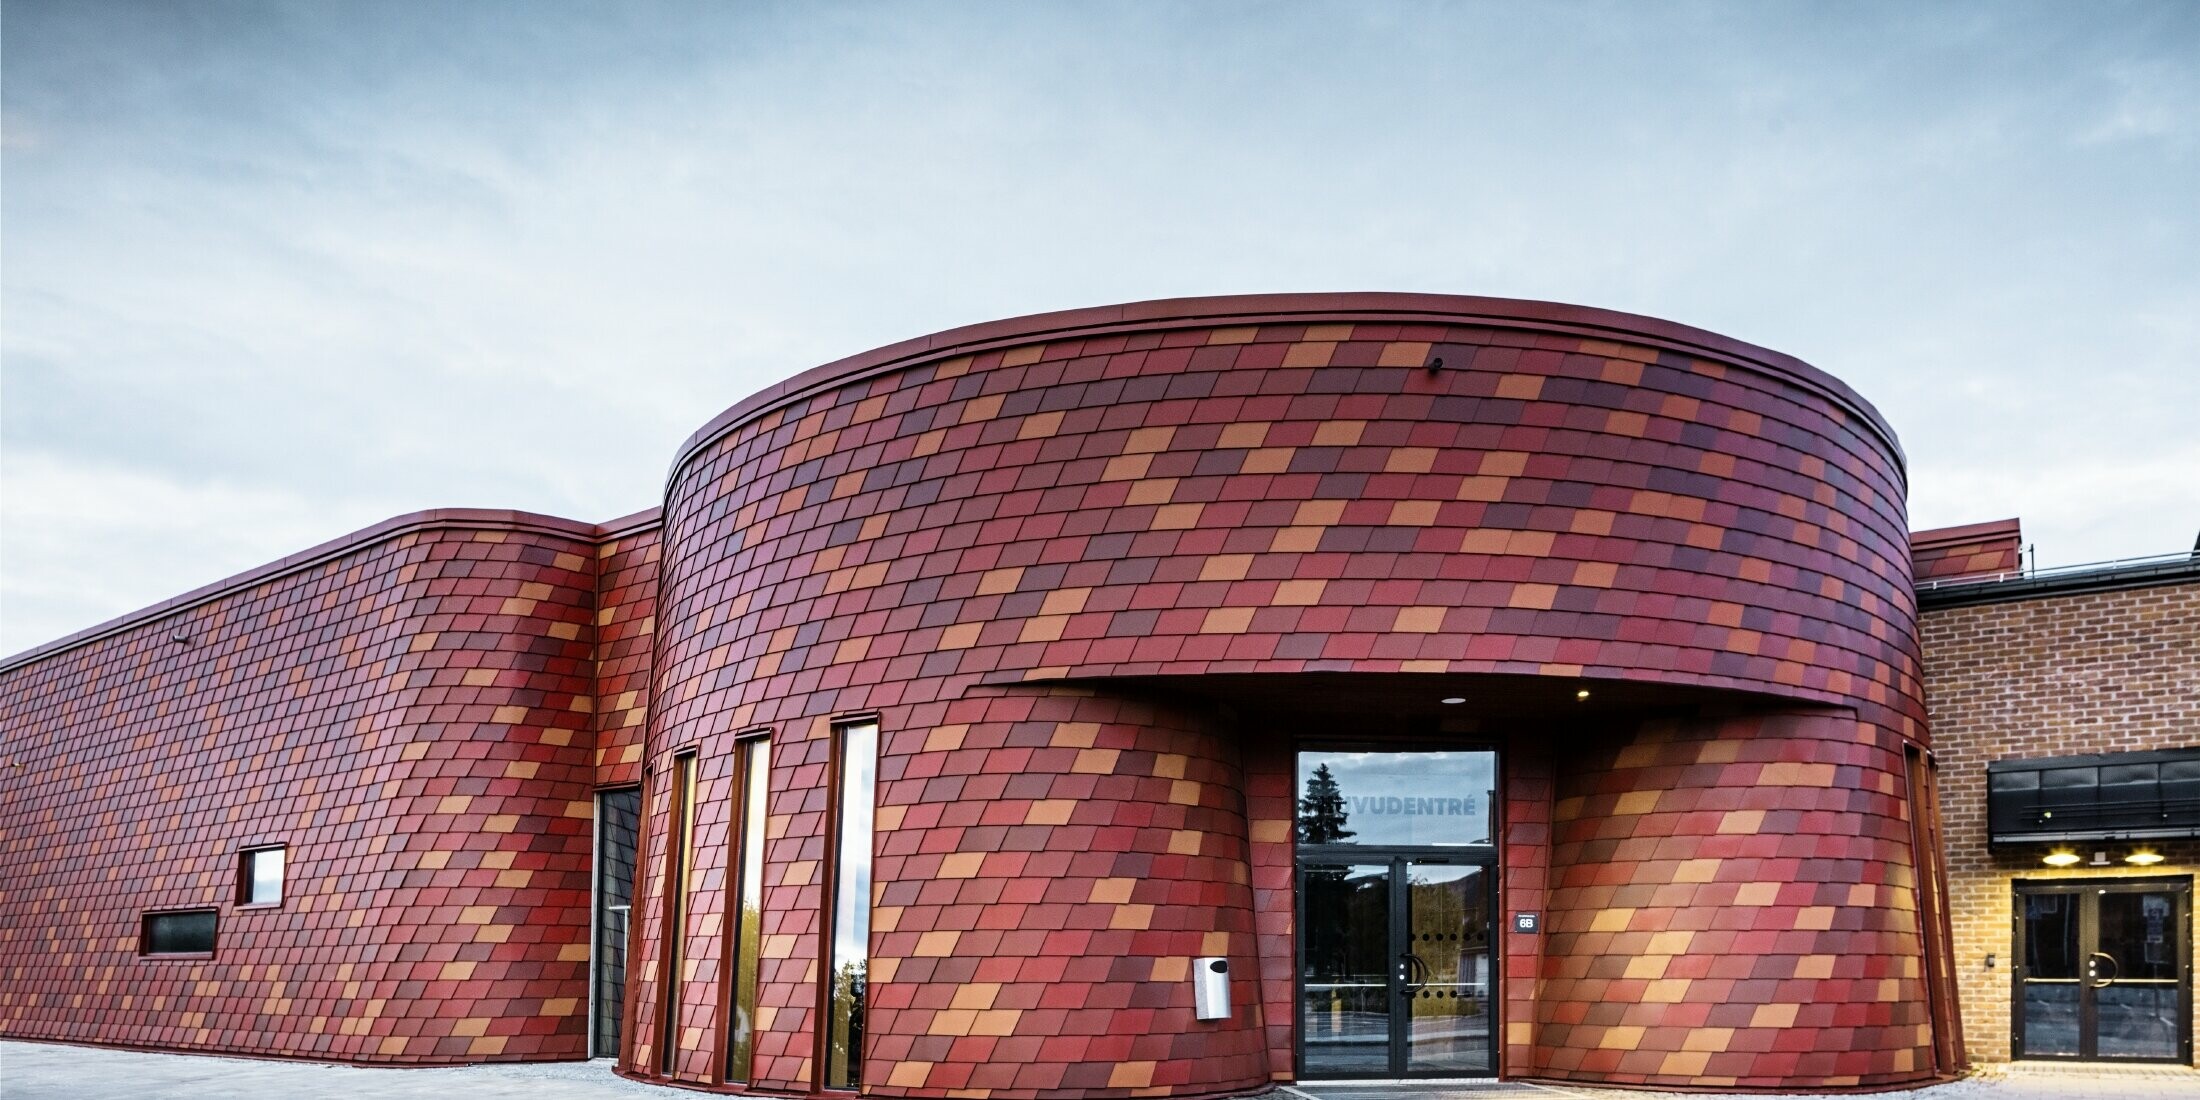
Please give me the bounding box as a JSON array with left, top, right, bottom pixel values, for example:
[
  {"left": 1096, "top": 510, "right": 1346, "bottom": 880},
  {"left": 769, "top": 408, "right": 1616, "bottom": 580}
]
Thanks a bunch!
[
  {"left": 0, "top": 1042, "right": 661, "bottom": 1099},
  {"left": 6, "top": 1041, "right": 2200, "bottom": 1099}
]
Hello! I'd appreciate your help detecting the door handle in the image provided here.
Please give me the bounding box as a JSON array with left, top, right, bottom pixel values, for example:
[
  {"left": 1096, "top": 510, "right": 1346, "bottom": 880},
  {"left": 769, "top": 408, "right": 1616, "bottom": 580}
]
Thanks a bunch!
[
  {"left": 2088, "top": 951, "right": 2121, "bottom": 988},
  {"left": 1399, "top": 953, "right": 1429, "bottom": 995}
]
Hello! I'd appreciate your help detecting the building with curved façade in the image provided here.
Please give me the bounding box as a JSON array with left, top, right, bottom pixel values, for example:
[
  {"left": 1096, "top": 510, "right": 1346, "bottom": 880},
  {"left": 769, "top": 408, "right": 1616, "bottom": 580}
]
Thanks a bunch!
[{"left": 26, "top": 290, "right": 2155, "bottom": 1093}]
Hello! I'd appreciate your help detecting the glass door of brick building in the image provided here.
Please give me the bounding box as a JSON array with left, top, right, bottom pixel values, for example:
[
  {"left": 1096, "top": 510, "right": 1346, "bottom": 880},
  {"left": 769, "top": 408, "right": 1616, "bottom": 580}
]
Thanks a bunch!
[{"left": 2015, "top": 878, "right": 2193, "bottom": 1063}]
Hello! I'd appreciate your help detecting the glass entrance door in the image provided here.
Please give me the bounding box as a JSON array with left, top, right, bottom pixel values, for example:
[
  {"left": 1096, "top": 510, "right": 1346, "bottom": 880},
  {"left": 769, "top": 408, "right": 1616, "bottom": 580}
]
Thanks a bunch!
[
  {"left": 1402, "top": 861, "right": 1494, "bottom": 1074},
  {"left": 2015, "top": 879, "right": 2193, "bottom": 1063},
  {"left": 1295, "top": 748, "right": 1498, "bottom": 1078},
  {"left": 592, "top": 787, "right": 641, "bottom": 1057},
  {"left": 1299, "top": 856, "right": 1494, "bottom": 1077},
  {"left": 1301, "top": 862, "right": 1392, "bottom": 1075}
]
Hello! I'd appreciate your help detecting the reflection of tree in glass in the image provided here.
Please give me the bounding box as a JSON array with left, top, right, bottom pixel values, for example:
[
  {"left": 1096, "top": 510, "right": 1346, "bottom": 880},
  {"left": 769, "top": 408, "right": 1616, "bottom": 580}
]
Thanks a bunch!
[
  {"left": 828, "top": 957, "right": 867, "bottom": 1087},
  {"left": 1407, "top": 870, "right": 1490, "bottom": 1021},
  {"left": 1297, "top": 763, "right": 1355, "bottom": 845},
  {"left": 728, "top": 900, "right": 763, "bottom": 1073},
  {"left": 1302, "top": 867, "right": 1388, "bottom": 1028}
]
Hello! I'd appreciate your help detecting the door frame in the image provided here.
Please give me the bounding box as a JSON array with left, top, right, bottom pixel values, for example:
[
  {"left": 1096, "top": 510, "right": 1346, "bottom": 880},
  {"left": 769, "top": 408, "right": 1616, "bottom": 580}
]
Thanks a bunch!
[
  {"left": 1300, "top": 848, "right": 1501, "bottom": 1080},
  {"left": 1291, "top": 742, "right": 1504, "bottom": 1079},
  {"left": 589, "top": 784, "right": 643, "bottom": 1059},
  {"left": 2012, "top": 875, "right": 2194, "bottom": 1064}
]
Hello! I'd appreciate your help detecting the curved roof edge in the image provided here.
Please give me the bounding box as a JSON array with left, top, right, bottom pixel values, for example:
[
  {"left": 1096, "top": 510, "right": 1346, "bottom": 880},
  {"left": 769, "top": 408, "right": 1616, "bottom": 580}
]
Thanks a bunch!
[
  {"left": 0, "top": 506, "right": 663, "bottom": 674},
  {"left": 670, "top": 292, "right": 1905, "bottom": 490}
]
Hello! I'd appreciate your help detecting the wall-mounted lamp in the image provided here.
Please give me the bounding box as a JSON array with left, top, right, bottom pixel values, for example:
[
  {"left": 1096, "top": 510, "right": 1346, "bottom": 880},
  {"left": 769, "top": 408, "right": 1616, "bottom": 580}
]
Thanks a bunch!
[
  {"left": 1426, "top": 356, "right": 1445, "bottom": 374},
  {"left": 2090, "top": 850, "right": 2112, "bottom": 867},
  {"left": 2126, "top": 850, "right": 2166, "bottom": 866},
  {"left": 2042, "top": 850, "right": 2081, "bottom": 867},
  {"left": 1575, "top": 689, "right": 1591, "bottom": 701},
  {"left": 1440, "top": 697, "right": 1466, "bottom": 705},
  {"left": 170, "top": 631, "right": 191, "bottom": 645}
]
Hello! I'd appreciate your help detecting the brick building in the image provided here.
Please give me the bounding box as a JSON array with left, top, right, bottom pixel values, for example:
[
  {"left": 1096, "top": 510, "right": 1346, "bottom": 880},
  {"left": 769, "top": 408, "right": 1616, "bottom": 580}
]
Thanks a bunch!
[
  {"left": 0, "top": 293, "right": 2187, "bottom": 1091},
  {"left": 1915, "top": 526, "right": 2200, "bottom": 1065}
]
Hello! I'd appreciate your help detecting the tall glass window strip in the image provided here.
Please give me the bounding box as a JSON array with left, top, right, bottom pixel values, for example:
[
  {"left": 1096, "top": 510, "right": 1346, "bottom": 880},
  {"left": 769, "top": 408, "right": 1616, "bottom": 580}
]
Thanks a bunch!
[
  {"left": 725, "top": 737, "right": 771, "bottom": 1083},
  {"left": 657, "top": 751, "right": 698, "bottom": 1075},
  {"left": 824, "top": 721, "right": 877, "bottom": 1090}
]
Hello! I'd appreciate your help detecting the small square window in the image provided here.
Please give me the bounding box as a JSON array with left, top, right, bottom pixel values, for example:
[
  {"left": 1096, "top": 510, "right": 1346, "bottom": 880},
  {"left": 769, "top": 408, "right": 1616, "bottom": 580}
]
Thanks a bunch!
[
  {"left": 239, "top": 845, "right": 285, "bottom": 906},
  {"left": 142, "top": 909, "right": 217, "bottom": 956}
]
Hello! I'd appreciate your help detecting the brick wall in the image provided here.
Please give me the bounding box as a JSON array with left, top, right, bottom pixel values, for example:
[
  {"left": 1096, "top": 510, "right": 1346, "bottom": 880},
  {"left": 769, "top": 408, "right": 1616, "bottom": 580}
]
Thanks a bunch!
[{"left": 1921, "top": 577, "right": 2200, "bottom": 1064}]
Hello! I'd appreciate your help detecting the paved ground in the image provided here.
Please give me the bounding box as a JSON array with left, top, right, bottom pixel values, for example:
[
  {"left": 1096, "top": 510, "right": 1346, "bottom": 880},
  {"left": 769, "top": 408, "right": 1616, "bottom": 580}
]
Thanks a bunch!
[
  {"left": 5, "top": 1042, "right": 2200, "bottom": 1099},
  {"left": 1287, "top": 1065, "right": 2200, "bottom": 1100},
  {"left": 0, "top": 1043, "right": 662, "bottom": 1099}
]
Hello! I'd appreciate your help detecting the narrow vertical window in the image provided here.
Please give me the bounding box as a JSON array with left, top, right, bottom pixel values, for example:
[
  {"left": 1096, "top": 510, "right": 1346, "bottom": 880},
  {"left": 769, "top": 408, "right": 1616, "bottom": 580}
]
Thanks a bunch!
[
  {"left": 725, "top": 736, "right": 771, "bottom": 1083},
  {"left": 824, "top": 720, "right": 877, "bottom": 1090},
  {"left": 658, "top": 750, "right": 699, "bottom": 1075}
]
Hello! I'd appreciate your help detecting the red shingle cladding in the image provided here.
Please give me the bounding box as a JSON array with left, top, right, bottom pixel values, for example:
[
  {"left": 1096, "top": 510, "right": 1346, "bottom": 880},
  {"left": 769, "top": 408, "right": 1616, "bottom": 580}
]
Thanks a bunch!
[
  {"left": 0, "top": 294, "right": 1950, "bottom": 1094},
  {"left": 593, "top": 517, "right": 660, "bottom": 789},
  {"left": 0, "top": 514, "right": 611, "bottom": 1062},
  {"left": 1910, "top": 519, "right": 2022, "bottom": 584},
  {"left": 633, "top": 295, "right": 1941, "bottom": 1094},
  {"left": 1539, "top": 712, "right": 1929, "bottom": 1088},
  {"left": 1242, "top": 738, "right": 1299, "bottom": 1081},
  {"left": 870, "top": 689, "right": 1266, "bottom": 1096}
]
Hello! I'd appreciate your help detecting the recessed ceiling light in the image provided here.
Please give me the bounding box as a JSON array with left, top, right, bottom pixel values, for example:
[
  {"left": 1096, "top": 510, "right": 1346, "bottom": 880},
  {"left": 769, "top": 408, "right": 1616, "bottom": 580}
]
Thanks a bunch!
[
  {"left": 2043, "top": 851, "right": 2081, "bottom": 867},
  {"left": 1440, "top": 697, "right": 1466, "bottom": 705}
]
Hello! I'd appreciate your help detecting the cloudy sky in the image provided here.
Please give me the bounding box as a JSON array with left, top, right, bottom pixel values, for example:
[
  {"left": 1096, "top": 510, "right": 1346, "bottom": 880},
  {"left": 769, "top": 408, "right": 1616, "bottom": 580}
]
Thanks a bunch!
[{"left": 3, "top": 1, "right": 2196, "bottom": 655}]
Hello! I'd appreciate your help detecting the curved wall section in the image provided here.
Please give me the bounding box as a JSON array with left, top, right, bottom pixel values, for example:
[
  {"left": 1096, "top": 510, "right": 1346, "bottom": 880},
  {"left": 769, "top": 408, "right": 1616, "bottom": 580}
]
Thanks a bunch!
[
  {"left": 871, "top": 686, "right": 1265, "bottom": 1097},
  {"left": 638, "top": 295, "right": 1938, "bottom": 1094},
  {"left": 1539, "top": 710, "right": 1931, "bottom": 1088},
  {"left": 657, "top": 295, "right": 1922, "bottom": 737}
]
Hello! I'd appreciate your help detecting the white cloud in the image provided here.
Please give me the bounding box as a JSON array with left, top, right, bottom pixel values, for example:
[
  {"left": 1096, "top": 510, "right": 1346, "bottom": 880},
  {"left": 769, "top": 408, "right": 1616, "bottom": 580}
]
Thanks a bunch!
[
  {"left": 1913, "top": 444, "right": 2200, "bottom": 569},
  {"left": 2078, "top": 60, "right": 2198, "bottom": 147},
  {"left": 0, "top": 452, "right": 405, "bottom": 654},
  {"left": 2, "top": 1, "right": 2196, "bottom": 652}
]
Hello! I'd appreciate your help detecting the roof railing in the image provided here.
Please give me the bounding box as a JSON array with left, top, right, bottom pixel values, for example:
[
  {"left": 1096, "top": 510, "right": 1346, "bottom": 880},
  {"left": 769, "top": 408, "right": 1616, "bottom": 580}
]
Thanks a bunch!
[{"left": 1917, "top": 548, "right": 2200, "bottom": 591}]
